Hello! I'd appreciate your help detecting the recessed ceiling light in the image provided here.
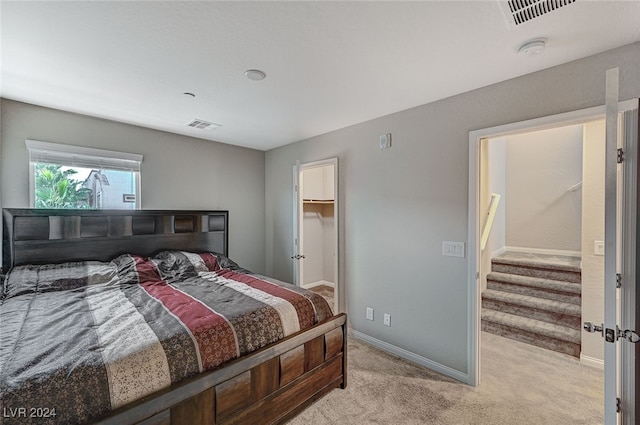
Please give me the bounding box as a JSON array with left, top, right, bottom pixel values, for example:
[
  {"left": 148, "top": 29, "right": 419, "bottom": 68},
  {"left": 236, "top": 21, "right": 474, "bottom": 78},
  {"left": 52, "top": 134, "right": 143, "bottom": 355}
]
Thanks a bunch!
[
  {"left": 518, "top": 38, "right": 546, "bottom": 56},
  {"left": 245, "top": 69, "right": 266, "bottom": 81}
]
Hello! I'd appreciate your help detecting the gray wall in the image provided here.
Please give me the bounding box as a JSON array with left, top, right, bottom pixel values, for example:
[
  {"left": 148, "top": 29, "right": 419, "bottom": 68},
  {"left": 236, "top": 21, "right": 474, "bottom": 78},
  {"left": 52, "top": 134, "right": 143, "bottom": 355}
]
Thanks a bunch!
[
  {"left": 264, "top": 42, "right": 640, "bottom": 375},
  {"left": 504, "top": 124, "right": 583, "bottom": 252},
  {"left": 0, "top": 99, "right": 266, "bottom": 273}
]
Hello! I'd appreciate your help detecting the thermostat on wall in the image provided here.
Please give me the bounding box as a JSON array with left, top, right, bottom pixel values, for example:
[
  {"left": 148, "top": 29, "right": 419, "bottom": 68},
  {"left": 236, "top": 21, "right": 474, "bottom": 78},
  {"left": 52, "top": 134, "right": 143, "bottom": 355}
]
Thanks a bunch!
[{"left": 379, "top": 133, "right": 392, "bottom": 149}]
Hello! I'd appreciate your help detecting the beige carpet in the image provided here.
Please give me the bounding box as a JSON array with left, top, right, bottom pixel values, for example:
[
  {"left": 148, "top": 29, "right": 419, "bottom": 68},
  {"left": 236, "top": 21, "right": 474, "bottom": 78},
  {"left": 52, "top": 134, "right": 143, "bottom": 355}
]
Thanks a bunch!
[
  {"left": 308, "top": 285, "right": 334, "bottom": 312},
  {"left": 286, "top": 332, "right": 603, "bottom": 424}
]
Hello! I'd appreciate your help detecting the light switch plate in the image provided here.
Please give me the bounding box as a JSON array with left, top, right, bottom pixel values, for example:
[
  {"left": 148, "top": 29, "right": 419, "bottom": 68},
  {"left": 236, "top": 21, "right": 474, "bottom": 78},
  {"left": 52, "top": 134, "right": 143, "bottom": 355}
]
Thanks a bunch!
[
  {"left": 594, "top": 240, "right": 605, "bottom": 256},
  {"left": 442, "top": 241, "right": 465, "bottom": 258}
]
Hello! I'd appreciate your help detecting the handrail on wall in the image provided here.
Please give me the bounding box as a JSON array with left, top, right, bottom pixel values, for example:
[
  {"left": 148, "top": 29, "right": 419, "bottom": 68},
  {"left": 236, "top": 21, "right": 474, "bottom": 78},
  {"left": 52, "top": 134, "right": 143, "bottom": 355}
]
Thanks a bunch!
[
  {"left": 480, "top": 193, "right": 501, "bottom": 251},
  {"left": 567, "top": 181, "right": 582, "bottom": 192}
]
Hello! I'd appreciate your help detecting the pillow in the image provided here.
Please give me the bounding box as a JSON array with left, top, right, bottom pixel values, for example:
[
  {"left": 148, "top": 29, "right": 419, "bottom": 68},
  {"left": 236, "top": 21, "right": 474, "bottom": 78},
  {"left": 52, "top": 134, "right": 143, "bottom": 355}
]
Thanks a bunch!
[
  {"left": 153, "top": 250, "right": 251, "bottom": 275},
  {"left": 2, "top": 260, "right": 118, "bottom": 299}
]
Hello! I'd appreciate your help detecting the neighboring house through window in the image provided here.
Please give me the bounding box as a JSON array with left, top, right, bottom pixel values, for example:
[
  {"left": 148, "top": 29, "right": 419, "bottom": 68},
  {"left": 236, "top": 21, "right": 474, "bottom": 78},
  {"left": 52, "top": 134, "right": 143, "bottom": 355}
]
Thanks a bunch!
[{"left": 26, "top": 140, "right": 143, "bottom": 209}]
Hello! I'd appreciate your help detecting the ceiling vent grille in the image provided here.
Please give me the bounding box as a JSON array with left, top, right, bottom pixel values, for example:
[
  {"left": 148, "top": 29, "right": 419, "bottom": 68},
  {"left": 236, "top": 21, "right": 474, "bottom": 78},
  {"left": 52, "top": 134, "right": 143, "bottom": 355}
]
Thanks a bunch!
[
  {"left": 186, "top": 119, "right": 221, "bottom": 130},
  {"left": 501, "top": 0, "right": 577, "bottom": 26}
]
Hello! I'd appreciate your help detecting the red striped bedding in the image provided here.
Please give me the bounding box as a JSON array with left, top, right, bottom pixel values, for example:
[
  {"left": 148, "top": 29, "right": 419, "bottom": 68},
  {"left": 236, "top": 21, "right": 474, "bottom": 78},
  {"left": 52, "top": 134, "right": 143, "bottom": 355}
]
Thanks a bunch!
[{"left": 0, "top": 251, "right": 333, "bottom": 425}]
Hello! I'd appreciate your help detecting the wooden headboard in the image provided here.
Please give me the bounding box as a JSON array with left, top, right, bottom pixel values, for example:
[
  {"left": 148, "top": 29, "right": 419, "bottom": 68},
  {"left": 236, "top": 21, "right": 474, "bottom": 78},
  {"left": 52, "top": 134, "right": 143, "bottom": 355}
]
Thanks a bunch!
[{"left": 2, "top": 209, "right": 228, "bottom": 273}]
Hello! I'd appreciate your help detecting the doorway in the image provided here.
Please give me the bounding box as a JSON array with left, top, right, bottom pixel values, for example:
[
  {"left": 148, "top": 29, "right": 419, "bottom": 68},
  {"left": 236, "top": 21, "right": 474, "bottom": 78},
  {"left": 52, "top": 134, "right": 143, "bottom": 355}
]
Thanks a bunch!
[
  {"left": 293, "top": 158, "right": 339, "bottom": 313},
  {"left": 468, "top": 99, "right": 639, "bottom": 424},
  {"left": 479, "top": 121, "right": 604, "bottom": 420},
  {"left": 481, "top": 123, "right": 594, "bottom": 359}
]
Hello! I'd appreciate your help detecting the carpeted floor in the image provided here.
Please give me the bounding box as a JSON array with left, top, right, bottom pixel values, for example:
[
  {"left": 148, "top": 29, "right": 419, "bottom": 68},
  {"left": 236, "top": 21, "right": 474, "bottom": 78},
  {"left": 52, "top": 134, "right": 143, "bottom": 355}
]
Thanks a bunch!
[
  {"left": 308, "top": 285, "right": 334, "bottom": 312},
  {"left": 286, "top": 332, "right": 603, "bottom": 424}
]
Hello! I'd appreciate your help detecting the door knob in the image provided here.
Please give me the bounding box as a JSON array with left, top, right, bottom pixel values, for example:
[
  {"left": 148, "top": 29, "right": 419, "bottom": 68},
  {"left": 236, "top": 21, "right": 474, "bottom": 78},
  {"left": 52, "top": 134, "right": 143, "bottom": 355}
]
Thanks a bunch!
[
  {"left": 619, "top": 329, "right": 640, "bottom": 343},
  {"left": 583, "top": 322, "right": 603, "bottom": 335}
]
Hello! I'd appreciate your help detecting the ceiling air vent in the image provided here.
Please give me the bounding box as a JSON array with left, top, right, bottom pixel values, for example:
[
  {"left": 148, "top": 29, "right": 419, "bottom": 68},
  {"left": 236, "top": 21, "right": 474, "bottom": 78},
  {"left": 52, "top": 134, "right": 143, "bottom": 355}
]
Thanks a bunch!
[
  {"left": 501, "top": 0, "right": 577, "bottom": 26},
  {"left": 186, "top": 119, "right": 221, "bottom": 131}
]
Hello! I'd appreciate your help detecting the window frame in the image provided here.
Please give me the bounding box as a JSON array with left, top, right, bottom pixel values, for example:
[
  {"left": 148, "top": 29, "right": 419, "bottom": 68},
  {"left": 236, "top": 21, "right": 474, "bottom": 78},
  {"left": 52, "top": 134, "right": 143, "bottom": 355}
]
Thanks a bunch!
[{"left": 26, "top": 140, "right": 143, "bottom": 209}]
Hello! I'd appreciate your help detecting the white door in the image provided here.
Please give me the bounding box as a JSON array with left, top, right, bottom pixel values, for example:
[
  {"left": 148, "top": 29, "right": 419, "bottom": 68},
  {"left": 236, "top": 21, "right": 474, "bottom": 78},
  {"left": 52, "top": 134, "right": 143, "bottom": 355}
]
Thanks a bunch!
[{"left": 588, "top": 69, "right": 639, "bottom": 424}]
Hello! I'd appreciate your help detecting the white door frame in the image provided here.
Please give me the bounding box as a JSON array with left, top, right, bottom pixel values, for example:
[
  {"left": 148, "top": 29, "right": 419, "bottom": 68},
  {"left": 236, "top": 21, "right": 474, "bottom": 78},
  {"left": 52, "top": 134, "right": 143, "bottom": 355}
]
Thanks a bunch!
[
  {"left": 467, "top": 99, "right": 638, "bottom": 418},
  {"left": 293, "top": 157, "right": 339, "bottom": 313}
]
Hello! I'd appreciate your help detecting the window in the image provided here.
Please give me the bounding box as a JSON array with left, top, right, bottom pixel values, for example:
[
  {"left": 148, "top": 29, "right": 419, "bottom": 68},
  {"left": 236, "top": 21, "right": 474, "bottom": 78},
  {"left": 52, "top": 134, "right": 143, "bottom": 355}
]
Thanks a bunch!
[{"left": 26, "top": 140, "right": 143, "bottom": 209}]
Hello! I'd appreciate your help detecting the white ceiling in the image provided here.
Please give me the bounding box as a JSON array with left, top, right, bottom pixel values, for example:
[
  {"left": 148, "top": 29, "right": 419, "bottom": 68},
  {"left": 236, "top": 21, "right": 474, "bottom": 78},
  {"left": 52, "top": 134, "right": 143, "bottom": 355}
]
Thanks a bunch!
[{"left": 1, "top": 1, "right": 639, "bottom": 151}]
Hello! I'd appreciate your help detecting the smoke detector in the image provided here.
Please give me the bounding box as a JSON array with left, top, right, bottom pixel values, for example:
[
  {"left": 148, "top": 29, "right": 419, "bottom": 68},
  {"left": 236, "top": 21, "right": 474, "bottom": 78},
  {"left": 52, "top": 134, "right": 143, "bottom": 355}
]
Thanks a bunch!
[
  {"left": 186, "top": 119, "right": 221, "bottom": 131},
  {"left": 518, "top": 38, "right": 547, "bottom": 56}
]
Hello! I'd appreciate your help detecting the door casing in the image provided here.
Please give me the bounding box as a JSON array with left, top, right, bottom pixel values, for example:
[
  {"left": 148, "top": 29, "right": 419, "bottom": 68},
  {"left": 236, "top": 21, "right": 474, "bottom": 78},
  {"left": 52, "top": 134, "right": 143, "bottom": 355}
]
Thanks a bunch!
[
  {"left": 467, "top": 99, "right": 638, "bottom": 422},
  {"left": 293, "top": 157, "right": 339, "bottom": 313}
]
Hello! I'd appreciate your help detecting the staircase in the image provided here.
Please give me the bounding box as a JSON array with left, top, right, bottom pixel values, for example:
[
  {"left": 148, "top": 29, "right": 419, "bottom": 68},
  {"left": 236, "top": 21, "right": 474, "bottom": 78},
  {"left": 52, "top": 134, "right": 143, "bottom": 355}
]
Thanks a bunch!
[{"left": 481, "top": 251, "right": 582, "bottom": 357}]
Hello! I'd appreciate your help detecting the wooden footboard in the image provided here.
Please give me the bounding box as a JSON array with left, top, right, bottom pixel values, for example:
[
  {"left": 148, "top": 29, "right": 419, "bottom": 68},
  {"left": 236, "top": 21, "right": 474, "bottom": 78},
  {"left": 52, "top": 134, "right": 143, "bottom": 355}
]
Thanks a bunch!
[{"left": 95, "top": 313, "right": 347, "bottom": 425}]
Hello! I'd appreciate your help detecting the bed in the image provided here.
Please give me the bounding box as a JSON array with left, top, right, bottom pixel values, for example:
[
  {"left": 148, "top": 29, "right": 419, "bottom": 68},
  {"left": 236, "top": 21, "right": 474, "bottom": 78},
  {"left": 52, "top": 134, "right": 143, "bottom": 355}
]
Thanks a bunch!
[{"left": 0, "top": 208, "right": 347, "bottom": 425}]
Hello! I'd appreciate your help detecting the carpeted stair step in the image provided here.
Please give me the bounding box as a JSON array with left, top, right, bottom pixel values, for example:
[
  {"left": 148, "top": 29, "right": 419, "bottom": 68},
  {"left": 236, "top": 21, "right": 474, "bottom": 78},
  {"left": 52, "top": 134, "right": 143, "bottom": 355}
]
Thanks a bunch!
[
  {"left": 491, "top": 252, "right": 581, "bottom": 283},
  {"left": 481, "top": 309, "right": 580, "bottom": 357},
  {"left": 486, "top": 272, "right": 581, "bottom": 306},
  {"left": 482, "top": 289, "right": 581, "bottom": 328}
]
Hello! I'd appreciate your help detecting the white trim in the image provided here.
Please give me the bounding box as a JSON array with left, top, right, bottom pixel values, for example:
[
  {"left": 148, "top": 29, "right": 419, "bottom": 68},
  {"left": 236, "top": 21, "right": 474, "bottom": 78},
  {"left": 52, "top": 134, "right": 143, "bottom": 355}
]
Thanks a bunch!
[
  {"left": 292, "top": 162, "right": 301, "bottom": 286},
  {"left": 468, "top": 98, "right": 638, "bottom": 390},
  {"left": 351, "top": 330, "right": 469, "bottom": 384},
  {"left": 26, "top": 139, "right": 143, "bottom": 164},
  {"left": 301, "top": 280, "right": 335, "bottom": 289},
  {"left": 581, "top": 353, "right": 605, "bottom": 370},
  {"left": 620, "top": 102, "right": 638, "bottom": 425},
  {"left": 502, "top": 246, "right": 582, "bottom": 258},
  {"left": 26, "top": 139, "right": 143, "bottom": 209},
  {"left": 293, "top": 157, "right": 340, "bottom": 314}
]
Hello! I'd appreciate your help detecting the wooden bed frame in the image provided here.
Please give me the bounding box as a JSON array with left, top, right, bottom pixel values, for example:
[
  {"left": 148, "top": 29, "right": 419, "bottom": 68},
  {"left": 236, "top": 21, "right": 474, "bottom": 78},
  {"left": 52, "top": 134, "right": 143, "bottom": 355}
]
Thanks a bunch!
[{"left": 2, "top": 208, "right": 347, "bottom": 425}]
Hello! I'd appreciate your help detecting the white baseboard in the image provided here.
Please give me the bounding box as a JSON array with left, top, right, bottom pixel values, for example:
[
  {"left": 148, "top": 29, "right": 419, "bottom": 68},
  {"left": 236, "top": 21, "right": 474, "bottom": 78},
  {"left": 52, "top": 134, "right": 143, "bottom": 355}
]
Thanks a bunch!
[
  {"left": 504, "top": 246, "right": 582, "bottom": 257},
  {"left": 350, "top": 330, "right": 469, "bottom": 384},
  {"left": 580, "top": 353, "right": 604, "bottom": 370},
  {"left": 302, "top": 280, "right": 335, "bottom": 289},
  {"left": 491, "top": 246, "right": 508, "bottom": 257}
]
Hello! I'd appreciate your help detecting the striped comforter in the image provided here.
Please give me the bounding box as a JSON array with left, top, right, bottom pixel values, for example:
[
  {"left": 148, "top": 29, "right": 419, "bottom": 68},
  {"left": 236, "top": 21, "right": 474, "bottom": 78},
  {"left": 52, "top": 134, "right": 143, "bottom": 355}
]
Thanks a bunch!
[{"left": 0, "top": 251, "right": 332, "bottom": 424}]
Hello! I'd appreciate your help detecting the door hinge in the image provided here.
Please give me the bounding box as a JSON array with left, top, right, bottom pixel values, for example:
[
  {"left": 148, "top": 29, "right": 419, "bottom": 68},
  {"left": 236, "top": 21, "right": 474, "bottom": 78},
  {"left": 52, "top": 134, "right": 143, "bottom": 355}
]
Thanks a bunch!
[
  {"left": 616, "top": 273, "right": 622, "bottom": 288},
  {"left": 616, "top": 397, "right": 622, "bottom": 413},
  {"left": 617, "top": 148, "right": 624, "bottom": 164}
]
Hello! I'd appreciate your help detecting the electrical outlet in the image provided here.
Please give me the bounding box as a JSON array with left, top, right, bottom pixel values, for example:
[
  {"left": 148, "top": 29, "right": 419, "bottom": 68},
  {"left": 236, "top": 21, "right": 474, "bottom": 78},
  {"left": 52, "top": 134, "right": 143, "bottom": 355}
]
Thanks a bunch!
[
  {"left": 383, "top": 313, "right": 391, "bottom": 327},
  {"left": 366, "top": 307, "right": 374, "bottom": 321}
]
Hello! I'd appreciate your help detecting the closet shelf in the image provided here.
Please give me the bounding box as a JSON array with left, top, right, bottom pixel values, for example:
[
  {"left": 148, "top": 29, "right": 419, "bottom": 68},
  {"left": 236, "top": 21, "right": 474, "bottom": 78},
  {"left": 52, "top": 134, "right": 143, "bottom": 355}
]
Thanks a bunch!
[{"left": 303, "top": 199, "right": 334, "bottom": 204}]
